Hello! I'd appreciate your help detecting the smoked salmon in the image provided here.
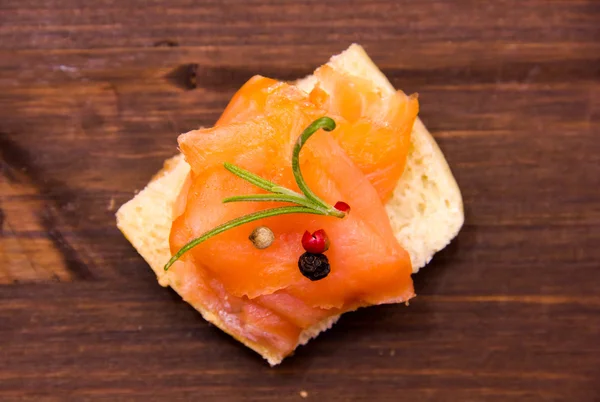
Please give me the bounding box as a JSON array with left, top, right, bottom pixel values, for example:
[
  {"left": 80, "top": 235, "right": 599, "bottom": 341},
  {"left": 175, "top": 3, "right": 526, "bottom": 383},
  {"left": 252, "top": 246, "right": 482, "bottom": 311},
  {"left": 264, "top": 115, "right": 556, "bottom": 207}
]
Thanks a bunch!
[
  {"left": 168, "top": 75, "right": 418, "bottom": 358},
  {"left": 217, "top": 69, "right": 419, "bottom": 201}
]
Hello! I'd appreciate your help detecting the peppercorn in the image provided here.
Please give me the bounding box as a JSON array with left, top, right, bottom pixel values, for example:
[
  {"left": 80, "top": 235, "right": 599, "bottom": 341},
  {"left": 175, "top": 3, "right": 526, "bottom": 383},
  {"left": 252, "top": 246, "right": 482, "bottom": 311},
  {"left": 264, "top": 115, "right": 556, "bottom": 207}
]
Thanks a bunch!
[
  {"left": 301, "top": 229, "right": 331, "bottom": 254},
  {"left": 249, "top": 226, "right": 275, "bottom": 249},
  {"left": 334, "top": 201, "right": 351, "bottom": 214},
  {"left": 298, "top": 252, "right": 330, "bottom": 281}
]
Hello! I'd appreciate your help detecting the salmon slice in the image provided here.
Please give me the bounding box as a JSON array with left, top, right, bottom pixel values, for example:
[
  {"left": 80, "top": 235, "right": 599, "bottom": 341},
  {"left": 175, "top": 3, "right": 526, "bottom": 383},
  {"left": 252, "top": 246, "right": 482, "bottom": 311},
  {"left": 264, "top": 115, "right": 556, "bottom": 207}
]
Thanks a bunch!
[
  {"left": 308, "top": 65, "right": 419, "bottom": 200},
  {"left": 217, "top": 72, "right": 418, "bottom": 201},
  {"left": 174, "top": 260, "right": 301, "bottom": 355},
  {"left": 169, "top": 79, "right": 415, "bottom": 356},
  {"left": 215, "top": 76, "right": 280, "bottom": 126}
]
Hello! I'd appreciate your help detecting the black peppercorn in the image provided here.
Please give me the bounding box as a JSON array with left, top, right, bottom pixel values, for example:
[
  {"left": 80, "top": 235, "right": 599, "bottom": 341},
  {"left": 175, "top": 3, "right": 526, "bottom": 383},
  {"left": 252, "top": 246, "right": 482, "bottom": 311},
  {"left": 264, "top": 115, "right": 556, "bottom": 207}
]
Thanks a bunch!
[{"left": 298, "top": 252, "right": 330, "bottom": 281}]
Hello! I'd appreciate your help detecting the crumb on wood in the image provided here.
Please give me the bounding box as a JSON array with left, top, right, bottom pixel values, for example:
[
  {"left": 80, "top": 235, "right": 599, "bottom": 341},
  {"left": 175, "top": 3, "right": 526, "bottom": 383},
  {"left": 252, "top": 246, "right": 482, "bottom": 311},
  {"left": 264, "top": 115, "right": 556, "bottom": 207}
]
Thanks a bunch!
[
  {"left": 57, "top": 65, "right": 78, "bottom": 73},
  {"left": 107, "top": 197, "right": 116, "bottom": 211},
  {"left": 299, "top": 390, "right": 308, "bottom": 398},
  {"left": 390, "top": 349, "right": 396, "bottom": 356}
]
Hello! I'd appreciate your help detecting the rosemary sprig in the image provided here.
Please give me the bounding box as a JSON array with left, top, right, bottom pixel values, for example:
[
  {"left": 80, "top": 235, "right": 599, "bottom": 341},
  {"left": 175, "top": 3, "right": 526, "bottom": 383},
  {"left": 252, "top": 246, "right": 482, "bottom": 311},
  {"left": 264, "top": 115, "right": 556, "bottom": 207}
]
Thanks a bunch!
[
  {"left": 291, "top": 117, "right": 340, "bottom": 213},
  {"left": 223, "top": 194, "right": 320, "bottom": 211},
  {"left": 164, "top": 116, "right": 345, "bottom": 271}
]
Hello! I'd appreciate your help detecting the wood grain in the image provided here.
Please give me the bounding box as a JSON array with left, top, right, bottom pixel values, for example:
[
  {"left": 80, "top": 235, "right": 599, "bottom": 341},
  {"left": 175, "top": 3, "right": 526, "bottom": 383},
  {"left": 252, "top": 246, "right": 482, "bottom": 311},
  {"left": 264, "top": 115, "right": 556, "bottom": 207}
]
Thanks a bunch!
[{"left": 0, "top": 0, "right": 599, "bottom": 400}]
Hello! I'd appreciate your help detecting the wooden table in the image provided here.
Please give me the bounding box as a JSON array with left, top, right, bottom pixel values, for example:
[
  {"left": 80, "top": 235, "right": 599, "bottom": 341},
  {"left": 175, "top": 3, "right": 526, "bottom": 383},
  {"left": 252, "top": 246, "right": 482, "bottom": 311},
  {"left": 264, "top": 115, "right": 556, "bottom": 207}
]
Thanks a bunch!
[{"left": 1, "top": 1, "right": 599, "bottom": 400}]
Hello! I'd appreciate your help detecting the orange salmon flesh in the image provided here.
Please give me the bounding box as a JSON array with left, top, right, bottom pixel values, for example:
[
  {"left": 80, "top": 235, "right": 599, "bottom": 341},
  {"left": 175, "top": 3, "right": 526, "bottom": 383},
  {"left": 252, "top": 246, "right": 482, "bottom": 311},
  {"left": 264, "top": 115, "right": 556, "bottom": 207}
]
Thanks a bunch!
[{"left": 169, "top": 70, "right": 419, "bottom": 359}]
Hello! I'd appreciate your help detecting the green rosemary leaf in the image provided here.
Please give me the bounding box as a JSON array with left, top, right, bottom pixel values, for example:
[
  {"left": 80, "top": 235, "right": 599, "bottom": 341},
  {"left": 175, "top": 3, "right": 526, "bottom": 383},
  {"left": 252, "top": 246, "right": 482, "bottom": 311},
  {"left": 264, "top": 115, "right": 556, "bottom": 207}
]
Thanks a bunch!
[
  {"left": 223, "top": 162, "right": 279, "bottom": 193},
  {"left": 291, "top": 117, "right": 345, "bottom": 218},
  {"left": 223, "top": 194, "right": 325, "bottom": 212},
  {"left": 270, "top": 185, "right": 303, "bottom": 197}
]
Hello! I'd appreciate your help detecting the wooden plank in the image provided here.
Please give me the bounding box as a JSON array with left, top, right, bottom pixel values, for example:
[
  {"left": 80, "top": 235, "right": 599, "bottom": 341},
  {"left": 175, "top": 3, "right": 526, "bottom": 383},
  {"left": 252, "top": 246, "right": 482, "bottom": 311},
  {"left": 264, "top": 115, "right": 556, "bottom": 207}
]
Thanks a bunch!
[
  {"left": 0, "top": 0, "right": 599, "bottom": 400},
  {"left": 0, "top": 0, "right": 598, "bottom": 50},
  {"left": 0, "top": 283, "right": 598, "bottom": 400}
]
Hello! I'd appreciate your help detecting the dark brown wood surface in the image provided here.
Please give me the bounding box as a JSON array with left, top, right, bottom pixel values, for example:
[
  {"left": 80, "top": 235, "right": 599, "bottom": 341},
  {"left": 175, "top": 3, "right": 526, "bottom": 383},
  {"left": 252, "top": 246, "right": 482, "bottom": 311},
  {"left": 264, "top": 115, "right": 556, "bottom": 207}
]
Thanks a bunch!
[{"left": 1, "top": 1, "right": 599, "bottom": 400}]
